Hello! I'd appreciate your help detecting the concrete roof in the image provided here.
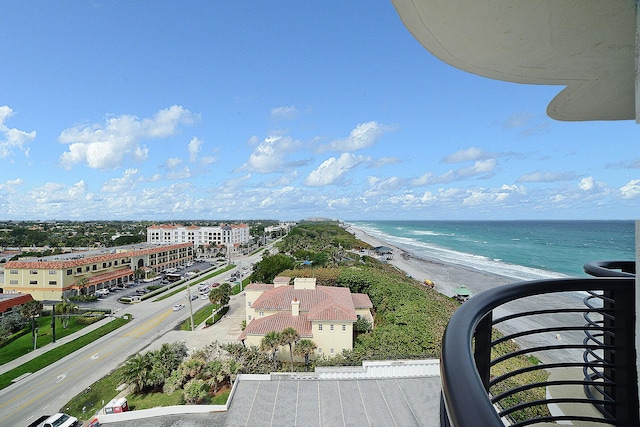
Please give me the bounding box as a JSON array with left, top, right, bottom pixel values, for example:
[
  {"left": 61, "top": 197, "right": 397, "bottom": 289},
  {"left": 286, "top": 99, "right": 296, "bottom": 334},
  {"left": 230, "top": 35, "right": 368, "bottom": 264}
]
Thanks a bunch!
[{"left": 391, "top": 0, "right": 636, "bottom": 121}]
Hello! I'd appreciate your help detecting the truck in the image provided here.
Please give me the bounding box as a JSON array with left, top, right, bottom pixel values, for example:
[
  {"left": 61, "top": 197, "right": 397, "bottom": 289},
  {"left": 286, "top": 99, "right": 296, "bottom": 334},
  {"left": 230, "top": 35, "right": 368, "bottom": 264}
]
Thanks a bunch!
[{"left": 27, "top": 412, "right": 79, "bottom": 427}]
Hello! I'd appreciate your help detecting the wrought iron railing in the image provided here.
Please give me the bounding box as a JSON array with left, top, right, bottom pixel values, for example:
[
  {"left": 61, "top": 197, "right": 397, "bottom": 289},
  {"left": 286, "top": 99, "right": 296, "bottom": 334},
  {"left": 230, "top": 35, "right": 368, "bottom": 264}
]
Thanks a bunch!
[{"left": 440, "top": 264, "right": 637, "bottom": 427}]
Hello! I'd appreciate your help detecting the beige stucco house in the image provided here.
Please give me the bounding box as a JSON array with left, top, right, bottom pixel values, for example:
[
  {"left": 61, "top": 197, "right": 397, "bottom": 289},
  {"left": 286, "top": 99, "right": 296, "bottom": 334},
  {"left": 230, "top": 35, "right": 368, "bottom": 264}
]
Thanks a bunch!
[{"left": 239, "top": 276, "right": 373, "bottom": 360}]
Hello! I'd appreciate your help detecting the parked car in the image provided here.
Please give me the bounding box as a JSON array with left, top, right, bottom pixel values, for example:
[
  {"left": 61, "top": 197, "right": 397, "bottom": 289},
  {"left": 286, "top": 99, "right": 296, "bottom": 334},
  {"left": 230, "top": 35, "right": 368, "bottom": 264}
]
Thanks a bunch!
[
  {"left": 173, "top": 303, "right": 185, "bottom": 311},
  {"left": 28, "top": 413, "right": 79, "bottom": 427},
  {"left": 96, "top": 289, "right": 109, "bottom": 296}
]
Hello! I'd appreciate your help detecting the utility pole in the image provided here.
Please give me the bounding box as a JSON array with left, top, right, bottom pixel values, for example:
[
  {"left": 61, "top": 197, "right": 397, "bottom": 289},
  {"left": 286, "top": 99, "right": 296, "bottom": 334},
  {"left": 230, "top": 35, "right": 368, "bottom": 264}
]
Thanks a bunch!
[
  {"left": 51, "top": 303, "right": 56, "bottom": 343},
  {"left": 186, "top": 284, "right": 195, "bottom": 331}
]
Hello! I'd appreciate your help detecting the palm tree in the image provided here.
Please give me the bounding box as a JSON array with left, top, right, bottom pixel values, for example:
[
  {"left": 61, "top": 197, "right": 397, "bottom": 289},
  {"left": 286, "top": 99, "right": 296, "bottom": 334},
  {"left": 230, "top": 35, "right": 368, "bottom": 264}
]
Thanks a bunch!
[
  {"left": 279, "top": 327, "right": 300, "bottom": 371},
  {"left": 293, "top": 339, "right": 317, "bottom": 367},
  {"left": 260, "top": 331, "right": 281, "bottom": 371},
  {"left": 56, "top": 298, "right": 77, "bottom": 329},
  {"left": 20, "top": 300, "right": 43, "bottom": 349},
  {"left": 76, "top": 276, "right": 89, "bottom": 295},
  {"left": 120, "top": 352, "right": 153, "bottom": 393}
]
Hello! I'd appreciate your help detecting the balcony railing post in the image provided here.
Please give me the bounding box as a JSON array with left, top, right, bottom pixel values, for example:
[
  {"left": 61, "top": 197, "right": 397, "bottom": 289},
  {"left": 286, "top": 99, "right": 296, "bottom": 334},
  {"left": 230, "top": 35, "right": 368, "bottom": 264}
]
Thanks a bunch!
[
  {"left": 474, "top": 312, "right": 493, "bottom": 391},
  {"left": 612, "top": 284, "right": 638, "bottom": 425}
]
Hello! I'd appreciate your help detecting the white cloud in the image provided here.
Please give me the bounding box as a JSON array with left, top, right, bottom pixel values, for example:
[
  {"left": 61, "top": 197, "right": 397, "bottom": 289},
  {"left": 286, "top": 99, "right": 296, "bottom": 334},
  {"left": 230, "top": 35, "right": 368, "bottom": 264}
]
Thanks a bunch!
[
  {"left": 619, "top": 179, "right": 640, "bottom": 199},
  {"left": 0, "top": 106, "right": 36, "bottom": 159},
  {"left": 242, "top": 135, "right": 305, "bottom": 173},
  {"left": 457, "top": 159, "right": 496, "bottom": 178},
  {"left": 502, "top": 112, "right": 535, "bottom": 130},
  {"left": 271, "top": 105, "right": 298, "bottom": 121},
  {"left": 362, "top": 176, "right": 402, "bottom": 198},
  {"left": 164, "top": 158, "right": 183, "bottom": 169},
  {"left": 443, "top": 147, "right": 492, "bottom": 163},
  {"left": 305, "top": 153, "right": 369, "bottom": 187},
  {"left": 371, "top": 157, "right": 400, "bottom": 167},
  {"left": 317, "top": 121, "right": 392, "bottom": 152},
  {"left": 101, "top": 169, "right": 139, "bottom": 193},
  {"left": 579, "top": 176, "right": 594, "bottom": 191},
  {"left": 59, "top": 105, "right": 199, "bottom": 170},
  {"left": 188, "top": 137, "right": 202, "bottom": 162},
  {"left": 518, "top": 171, "right": 577, "bottom": 183}
]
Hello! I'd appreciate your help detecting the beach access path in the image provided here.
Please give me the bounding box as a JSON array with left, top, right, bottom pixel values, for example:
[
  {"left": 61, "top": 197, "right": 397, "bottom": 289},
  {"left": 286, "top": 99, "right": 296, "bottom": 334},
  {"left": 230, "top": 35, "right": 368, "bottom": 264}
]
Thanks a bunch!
[{"left": 346, "top": 225, "right": 588, "bottom": 365}]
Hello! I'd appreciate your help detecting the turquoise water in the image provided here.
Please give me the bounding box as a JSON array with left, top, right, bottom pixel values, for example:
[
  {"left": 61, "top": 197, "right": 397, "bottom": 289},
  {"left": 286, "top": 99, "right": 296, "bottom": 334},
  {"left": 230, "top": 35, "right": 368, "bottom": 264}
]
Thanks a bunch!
[{"left": 348, "top": 220, "right": 636, "bottom": 280}]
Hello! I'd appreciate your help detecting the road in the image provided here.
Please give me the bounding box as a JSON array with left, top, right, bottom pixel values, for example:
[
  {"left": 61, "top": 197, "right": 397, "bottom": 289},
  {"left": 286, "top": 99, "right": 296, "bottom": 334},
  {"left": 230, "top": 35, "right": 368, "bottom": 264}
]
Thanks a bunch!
[{"left": 0, "top": 249, "right": 267, "bottom": 427}]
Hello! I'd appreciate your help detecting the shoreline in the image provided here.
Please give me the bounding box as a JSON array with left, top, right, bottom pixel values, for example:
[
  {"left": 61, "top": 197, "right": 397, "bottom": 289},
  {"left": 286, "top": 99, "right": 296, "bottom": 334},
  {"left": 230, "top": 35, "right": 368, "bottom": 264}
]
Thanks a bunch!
[
  {"left": 346, "top": 224, "right": 587, "bottom": 364},
  {"left": 345, "top": 224, "right": 515, "bottom": 298}
]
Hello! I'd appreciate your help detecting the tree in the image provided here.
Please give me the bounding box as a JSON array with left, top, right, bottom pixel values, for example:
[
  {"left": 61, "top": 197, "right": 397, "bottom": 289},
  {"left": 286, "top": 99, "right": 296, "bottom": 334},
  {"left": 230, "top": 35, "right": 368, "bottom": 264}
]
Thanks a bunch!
[
  {"left": 293, "top": 339, "right": 317, "bottom": 366},
  {"left": 20, "top": 300, "right": 43, "bottom": 349},
  {"left": 354, "top": 316, "right": 372, "bottom": 334},
  {"left": 183, "top": 378, "right": 207, "bottom": 404},
  {"left": 251, "top": 254, "right": 295, "bottom": 283},
  {"left": 260, "top": 331, "right": 281, "bottom": 371},
  {"left": 76, "top": 277, "right": 89, "bottom": 295},
  {"left": 149, "top": 342, "right": 188, "bottom": 390},
  {"left": 208, "top": 287, "right": 227, "bottom": 312},
  {"left": 279, "top": 327, "right": 300, "bottom": 371},
  {"left": 56, "top": 299, "right": 78, "bottom": 329},
  {"left": 120, "top": 352, "right": 153, "bottom": 393}
]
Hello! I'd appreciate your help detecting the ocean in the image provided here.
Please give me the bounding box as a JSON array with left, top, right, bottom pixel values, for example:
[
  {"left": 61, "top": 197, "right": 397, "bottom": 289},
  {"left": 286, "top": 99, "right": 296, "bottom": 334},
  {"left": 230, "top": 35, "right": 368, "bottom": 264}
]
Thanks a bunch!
[{"left": 348, "top": 220, "right": 636, "bottom": 281}]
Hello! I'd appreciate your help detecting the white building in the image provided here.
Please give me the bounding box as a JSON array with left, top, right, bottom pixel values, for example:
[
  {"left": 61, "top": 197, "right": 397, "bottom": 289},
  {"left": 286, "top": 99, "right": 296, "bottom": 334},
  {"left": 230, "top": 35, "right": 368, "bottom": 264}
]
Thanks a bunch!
[{"left": 147, "top": 224, "right": 250, "bottom": 248}]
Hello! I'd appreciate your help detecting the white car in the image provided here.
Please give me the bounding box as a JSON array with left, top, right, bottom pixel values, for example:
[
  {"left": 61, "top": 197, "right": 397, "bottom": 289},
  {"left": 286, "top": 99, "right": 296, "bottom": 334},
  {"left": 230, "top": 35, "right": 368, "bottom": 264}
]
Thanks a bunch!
[
  {"left": 41, "top": 413, "right": 78, "bottom": 427},
  {"left": 173, "top": 303, "right": 185, "bottom": 311}
]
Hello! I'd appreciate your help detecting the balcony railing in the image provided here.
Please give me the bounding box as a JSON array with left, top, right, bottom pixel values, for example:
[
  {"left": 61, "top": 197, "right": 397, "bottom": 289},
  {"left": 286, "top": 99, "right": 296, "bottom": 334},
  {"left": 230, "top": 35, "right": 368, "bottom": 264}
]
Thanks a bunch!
[{"left": 440, "top": 262, "right": 637, "bottom": 427}]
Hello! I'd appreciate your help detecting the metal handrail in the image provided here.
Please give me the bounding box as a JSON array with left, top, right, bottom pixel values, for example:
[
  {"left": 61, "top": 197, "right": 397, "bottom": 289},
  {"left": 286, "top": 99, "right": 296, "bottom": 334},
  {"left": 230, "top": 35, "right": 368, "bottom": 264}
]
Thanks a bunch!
[
  {"left": 584, "top": 260, "right": 635, "bottom": 277},
  {"left": 440, "top": 277, "right": 638, "bottom": 427}
]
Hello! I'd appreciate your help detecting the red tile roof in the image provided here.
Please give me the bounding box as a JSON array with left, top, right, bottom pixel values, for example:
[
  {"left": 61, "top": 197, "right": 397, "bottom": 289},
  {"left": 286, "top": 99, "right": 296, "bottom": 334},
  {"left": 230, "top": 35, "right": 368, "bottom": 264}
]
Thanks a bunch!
[
  {"left": 245, "top": 283, "right": 274, "bottom": 291},
  {"left": 238, "top": 313, "right": 313, "bottom": 341},
  {"left": 250, "top": 285, "right": 370, "bottom": 322},
  {"left": 3, "top": 243, "right": 192, "bottom": 270},
  {"left": 351, "top": 293, "right": 374, "bottom": 309}
]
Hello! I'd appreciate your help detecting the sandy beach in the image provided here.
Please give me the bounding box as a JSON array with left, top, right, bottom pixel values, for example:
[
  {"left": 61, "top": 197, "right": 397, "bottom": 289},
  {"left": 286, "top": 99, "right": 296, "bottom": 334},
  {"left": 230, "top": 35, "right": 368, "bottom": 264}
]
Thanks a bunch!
[
  {"left": 346, "top": 224, "right": 515, "bottom": 298},
  {"left": 346, "top": 224, "right": 588, "bottom": 364}
]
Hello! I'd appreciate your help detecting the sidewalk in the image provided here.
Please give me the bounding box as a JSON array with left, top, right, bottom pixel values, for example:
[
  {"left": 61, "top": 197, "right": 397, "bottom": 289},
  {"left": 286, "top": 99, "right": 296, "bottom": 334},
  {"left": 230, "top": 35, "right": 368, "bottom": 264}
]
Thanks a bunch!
[{"left": 0, "top": 315, "right": 116, "bottom": 377}]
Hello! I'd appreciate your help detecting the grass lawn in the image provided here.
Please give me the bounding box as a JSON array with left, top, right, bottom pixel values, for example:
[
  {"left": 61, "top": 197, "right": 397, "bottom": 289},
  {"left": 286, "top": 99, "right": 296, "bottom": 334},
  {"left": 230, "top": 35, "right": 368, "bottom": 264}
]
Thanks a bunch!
[
  {"left": 65, "top": 365, "right": 126, "bottom": 420},
  {"left": 0, "top": 316, "right": 91, "bottom": 365},
  {"left": 127, "top": 389, "right": 184, "bottom": 410},
  {"left": 180, "top": 303, "right": 217, "bottom": 330},
  {"left": 0, "top": 317, "right": 130, "bottom": 390}
]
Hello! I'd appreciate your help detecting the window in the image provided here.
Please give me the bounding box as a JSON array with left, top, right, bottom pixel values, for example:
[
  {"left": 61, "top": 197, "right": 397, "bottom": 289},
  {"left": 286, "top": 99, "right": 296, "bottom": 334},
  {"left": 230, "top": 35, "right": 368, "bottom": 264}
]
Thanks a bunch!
[
  {"left": 49, "top": 270, "right": 56, "bottom": 275},
  {"left": 10, "top": 280, "right": 18, "bottom": 285},
  {"left": 248, "top": 301, "right": 251, "bottom": 307},
  {"left": 49, "top": 281, "right": 57, "bottom": 286},
  {"left": 9, "top": 270, "right": 17, "bottom": 274},
  {"left": 30, "top": 270, "right": 38, "bottom": 274},
  {"left": 248, "top": 315, "right": 252, "bottom": 321},
  {"left": 92, "top": 265, "right": 97, "bottom": 271},
  {"left": 318, "top": 324, "right": 323, "bottom": 331},
  {"left": 330, "top": 324, "right": 334, "bottom": 331},
  {"left": 67, "top": 269, "right": 72, "bottom": 275},
  {"left": 330, "top": 348, "right": 334, "bottom": 355},
  {"left": 342, "top": 324, "right": 346, "bottom": 331},
  {"left": 29, "top": 280, "right": 37, "bottom": 285},
  {"left": 318, "top": 347, "right": 323, "bottom": 354},
  {"left": 76, "top": 268, "right": 82, "bottom": 274},
  {"left": 259, "top": 311, "right": 264, "bottom": 317}
]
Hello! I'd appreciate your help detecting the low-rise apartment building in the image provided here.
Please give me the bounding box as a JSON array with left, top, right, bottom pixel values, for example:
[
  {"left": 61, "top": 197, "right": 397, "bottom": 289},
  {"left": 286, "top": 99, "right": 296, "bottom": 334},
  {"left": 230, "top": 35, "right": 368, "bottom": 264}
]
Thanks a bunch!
[
  {"left": 239, "top": 277, "right": 373, "bottom": 360},
  {"left": 146, "top": 224, "right": 250, "bottom": 249},
  {"left": 2, "top": 243, "right": 193, "bottom": 301}
]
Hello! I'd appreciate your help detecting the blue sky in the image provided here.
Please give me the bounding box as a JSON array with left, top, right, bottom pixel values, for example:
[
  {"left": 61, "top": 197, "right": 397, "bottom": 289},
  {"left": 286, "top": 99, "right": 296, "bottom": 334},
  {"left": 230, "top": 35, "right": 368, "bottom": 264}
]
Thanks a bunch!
[{"left": 1, "top": 2, "right": 638, "bottom": 221}]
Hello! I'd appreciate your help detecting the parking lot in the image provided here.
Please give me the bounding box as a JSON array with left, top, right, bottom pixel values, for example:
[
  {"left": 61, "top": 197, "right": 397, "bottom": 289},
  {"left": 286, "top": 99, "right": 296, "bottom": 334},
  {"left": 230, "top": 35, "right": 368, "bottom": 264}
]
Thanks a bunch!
[{"left": 76, "top": 259, "right": 221, "bottom": 313}]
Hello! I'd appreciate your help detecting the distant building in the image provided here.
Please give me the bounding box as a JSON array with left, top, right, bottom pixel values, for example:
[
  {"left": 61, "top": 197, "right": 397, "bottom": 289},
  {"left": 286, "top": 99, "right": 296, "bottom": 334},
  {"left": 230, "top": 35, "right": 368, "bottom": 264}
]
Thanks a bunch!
[
  {"left": 2, "top": 243, "right": 193, "bottom": 301},
  {"left": 146, "top": 224, "right": 250, "bottom": 249},
  {"left": 239, "top": 277, "right": 373, "bottom": 360}
]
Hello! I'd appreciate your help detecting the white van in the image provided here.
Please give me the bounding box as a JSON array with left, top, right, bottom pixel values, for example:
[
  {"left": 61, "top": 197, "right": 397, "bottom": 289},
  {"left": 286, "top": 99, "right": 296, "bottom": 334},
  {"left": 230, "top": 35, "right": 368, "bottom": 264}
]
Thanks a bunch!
[{"left": 42, "top": 413, "right": 78, "bottom": 427}]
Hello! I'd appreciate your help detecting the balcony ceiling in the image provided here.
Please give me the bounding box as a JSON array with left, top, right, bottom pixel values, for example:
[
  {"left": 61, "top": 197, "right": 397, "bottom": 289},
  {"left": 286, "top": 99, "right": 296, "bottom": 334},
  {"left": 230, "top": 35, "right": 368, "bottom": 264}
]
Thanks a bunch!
[{"left": 391, "top": 0, "right": 636, "bottom": 121}]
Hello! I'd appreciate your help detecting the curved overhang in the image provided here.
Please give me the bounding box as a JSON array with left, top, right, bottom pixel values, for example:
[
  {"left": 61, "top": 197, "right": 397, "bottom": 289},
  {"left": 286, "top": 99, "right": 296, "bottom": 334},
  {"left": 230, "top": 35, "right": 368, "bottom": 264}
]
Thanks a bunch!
[{"left": 391, "top": 0, "right": 636, "bottom": 121}]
